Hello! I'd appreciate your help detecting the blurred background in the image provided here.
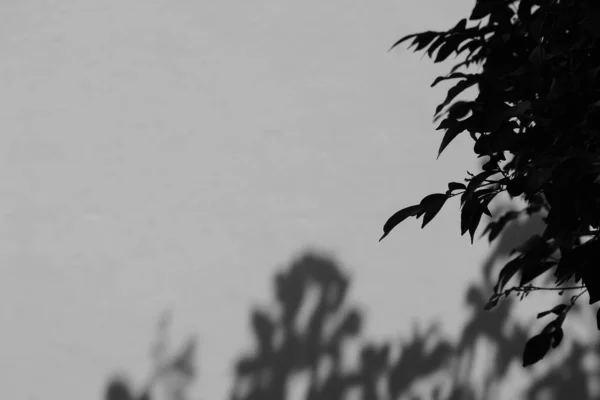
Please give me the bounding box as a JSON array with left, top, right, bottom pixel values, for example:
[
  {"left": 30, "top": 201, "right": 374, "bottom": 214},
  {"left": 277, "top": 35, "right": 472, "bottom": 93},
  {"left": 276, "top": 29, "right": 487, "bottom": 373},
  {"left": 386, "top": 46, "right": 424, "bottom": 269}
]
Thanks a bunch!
[{"left": 0, "top": 1, "right": 598, "bottom": 399}]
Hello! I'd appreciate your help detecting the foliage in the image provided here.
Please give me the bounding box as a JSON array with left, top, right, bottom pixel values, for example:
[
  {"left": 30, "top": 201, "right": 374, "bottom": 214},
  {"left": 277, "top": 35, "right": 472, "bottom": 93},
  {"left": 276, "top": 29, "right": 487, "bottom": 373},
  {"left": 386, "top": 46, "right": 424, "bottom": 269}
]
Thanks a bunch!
[{"left": 381, "top": 0, "right": 600, "bottom": 366}]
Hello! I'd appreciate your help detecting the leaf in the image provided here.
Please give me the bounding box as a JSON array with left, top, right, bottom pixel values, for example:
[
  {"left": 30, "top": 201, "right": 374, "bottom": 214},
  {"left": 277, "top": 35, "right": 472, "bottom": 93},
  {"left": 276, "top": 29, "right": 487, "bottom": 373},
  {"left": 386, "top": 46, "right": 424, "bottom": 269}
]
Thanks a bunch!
[
  {"left": 435, "top": 38, "right": 460, "bottom": 63},
  {"left": 457, "top": 39, "right": 482, "bottom": 56},
  {"left": 552, "top": 328, "right": 563, "bottom": 349},
  {"left": 435, "top": 117, "right": 457, "bottom": 131},
  {"left": 451, "top": 18, "right": 467, "bottom": 32},
  {"left": 484, "top": 295, "right": 499, "bottom": 310},
  {"left": 549, "top": 304, "right": 568, "bottom": 317},
  {"left": 427, "top": 35, "right": 447, "bottom": 58},
  {"left": 437, "top": 118, "right": 471, "bottom": 158},
  {"left": 536, "top": 310, "right": 552, "bottom": 319},
  {"left": 464, "top": 170, "right": 497, "bottom": 202},
  {"left": 470, "top": 0, "right": 498, "bottom": 20},
  {"left": 389, "top": 33, "right": 420, "bottom": 51},
  {"left": 448, "top": 182, "right": 466, "bottom": 192},
  {"left": 523, "top": 333, "right": 552, "bottom": 367},
  {"left": 448, "top": 101, "right": 472, "bottom": 120},
  {"left": 461, "top": 200, "right": 484, "bottom": 244},
  {"left": 413, "top": 31, "right": 441, "bottom": 51},
  {"left": 469, "top": 207, "right": 484, "bottom": 244},
  {"left": 479, "top": 192, "right": 499, "bottom": 217},
  {"left": 555, "top": 240, "right": 599, "bottom": 286},
  {"left": 420, "top": 193, "right": 449, "bottom": 228},
  {"left": 507, "top": 176, "right": 526, "bottom": 197},
  {"left": 495, "top": 256, "right": 524, "bottom": 292},
  {"left": 380, "top": 204, "right": 424, "bottom": 241},
  {"left": 431, "top": 72, "right": 473, "bottom": 88},
  {"left": 434, "top": 78, "right": 478, "bottom": 116},
  {"left": 520, "top": 261, "right": 556, "bottom": 286}
]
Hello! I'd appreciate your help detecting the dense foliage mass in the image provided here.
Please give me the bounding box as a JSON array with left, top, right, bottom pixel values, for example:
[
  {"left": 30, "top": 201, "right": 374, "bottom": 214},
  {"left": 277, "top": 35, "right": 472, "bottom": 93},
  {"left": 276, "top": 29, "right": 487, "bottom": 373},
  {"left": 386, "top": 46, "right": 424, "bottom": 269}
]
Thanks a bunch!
[{"left": 381, "top": 0, "right": 600, "bottom": 366}]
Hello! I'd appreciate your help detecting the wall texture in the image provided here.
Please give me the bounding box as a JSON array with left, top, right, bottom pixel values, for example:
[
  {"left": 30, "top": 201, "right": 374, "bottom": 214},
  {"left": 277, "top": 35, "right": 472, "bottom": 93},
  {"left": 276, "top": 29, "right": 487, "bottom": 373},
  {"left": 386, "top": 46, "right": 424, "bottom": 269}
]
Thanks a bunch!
[{"left": 0, "top": 1, "right": 491, "bottom": 399}]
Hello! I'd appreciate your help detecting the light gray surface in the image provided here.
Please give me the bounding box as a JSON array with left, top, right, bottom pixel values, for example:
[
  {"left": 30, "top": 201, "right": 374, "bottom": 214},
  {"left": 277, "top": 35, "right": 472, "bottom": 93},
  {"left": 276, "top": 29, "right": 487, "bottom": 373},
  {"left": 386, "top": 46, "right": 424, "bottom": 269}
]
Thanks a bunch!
[{"left": 0, "top": 1, "right": 502, "bottom": 399}]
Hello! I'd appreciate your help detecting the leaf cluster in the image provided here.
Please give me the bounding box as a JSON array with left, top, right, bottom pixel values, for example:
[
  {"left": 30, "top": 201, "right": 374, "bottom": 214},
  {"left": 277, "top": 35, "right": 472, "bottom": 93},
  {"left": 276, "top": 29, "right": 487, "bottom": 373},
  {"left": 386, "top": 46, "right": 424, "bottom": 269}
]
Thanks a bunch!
[{"left": 382, "top": 0, "right": 600, "bottom": 366}]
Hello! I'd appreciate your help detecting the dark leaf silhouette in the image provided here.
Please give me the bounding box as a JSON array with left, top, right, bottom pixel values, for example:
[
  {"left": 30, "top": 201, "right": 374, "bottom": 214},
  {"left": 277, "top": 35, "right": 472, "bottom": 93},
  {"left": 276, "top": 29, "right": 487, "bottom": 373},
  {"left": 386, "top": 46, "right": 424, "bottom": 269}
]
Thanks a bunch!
[
  {"left": 431, "top": 72, "right": 475, "bottom": 88},
  {"left": 537, "top": 304, "right": 568, "bottom": 319},
  {"left": 523, "top": 333, "right": 552, "bottom": 367},
  {"left": 437, "top": 118, "right": 471, "bottom": 157},
  {"left": 380, "top": 204, "right": 423, "bottom": 241},
  {"left": 420, "top": 193, "right": 448, "bottom": 228},
  {"left": 434, "top": 78, "right": 478, "bottom": 116},
  {"left": 448, "top": 181, "right": 466, "bottom": 192}
]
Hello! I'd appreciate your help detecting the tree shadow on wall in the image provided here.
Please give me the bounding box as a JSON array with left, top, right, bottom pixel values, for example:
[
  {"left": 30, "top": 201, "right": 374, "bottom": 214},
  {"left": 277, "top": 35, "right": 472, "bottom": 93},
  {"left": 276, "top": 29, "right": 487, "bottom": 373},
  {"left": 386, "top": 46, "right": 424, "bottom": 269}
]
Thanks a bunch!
[
  {"left": 105, "top": 208, "right": 600, "bottom": 400},
  {"left": 230, "top": 222, "right": 600, "bottom": 399},
  {"left": 229, "top": 252, "right": 389, "bottom": 400}
]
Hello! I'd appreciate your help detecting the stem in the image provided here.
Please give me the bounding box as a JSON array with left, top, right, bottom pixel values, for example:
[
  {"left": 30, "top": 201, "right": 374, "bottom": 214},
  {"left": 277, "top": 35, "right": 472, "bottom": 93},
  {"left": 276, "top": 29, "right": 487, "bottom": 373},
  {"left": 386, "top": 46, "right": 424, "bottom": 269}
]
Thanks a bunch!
[
  {"left": 570, "top": 289, "right": 588, "bottom": 306},
  {"left": 496, "top": 284, "right": 585, "bottom": 298}
]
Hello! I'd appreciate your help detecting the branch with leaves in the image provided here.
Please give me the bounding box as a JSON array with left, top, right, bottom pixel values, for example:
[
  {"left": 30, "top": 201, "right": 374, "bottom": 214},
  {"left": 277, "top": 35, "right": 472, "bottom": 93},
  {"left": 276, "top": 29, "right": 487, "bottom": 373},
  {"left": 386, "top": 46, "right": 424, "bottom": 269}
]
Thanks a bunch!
[{"left": 380, "top": 0, "right": 600, "bottom": 366}]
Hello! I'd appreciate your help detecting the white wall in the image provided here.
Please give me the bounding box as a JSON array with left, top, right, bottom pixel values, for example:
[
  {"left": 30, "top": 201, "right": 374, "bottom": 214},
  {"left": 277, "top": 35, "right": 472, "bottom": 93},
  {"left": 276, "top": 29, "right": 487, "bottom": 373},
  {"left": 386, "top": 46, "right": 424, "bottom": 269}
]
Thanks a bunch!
[{"left": 0, "top": 1, "right": 496, "bottom": 399}]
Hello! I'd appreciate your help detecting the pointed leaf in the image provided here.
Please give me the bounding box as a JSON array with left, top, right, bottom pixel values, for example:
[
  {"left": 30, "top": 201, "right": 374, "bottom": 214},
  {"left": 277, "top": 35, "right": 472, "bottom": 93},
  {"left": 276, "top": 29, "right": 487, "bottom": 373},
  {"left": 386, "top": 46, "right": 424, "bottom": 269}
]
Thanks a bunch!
[
  {"left": 464, "top": 170, "right": 497, "bottom": 201},
  {"left": 389, "top": 33, "right": 419, "bottom": 51},
  {"left": 431, "top": 72, "right": 473, "bottom": 88},
  {"left": 427, "top": 35, "right": 447, "bottom": 58},
  {"left": 451, "top": 18, "right": 467, "bottom": 32},
  {"left": 380, "top": 204, "right": 424, "bottom": 241},
  {"left": 435, "top": 40, "right": 457, "bottom": 63},
  {"left": 437, "top": 118, "right": 470, "bottom": 158},
  {"left": 420, "top": 193, "right": 449, "bottom": 228},
  {"left": 538, "top": 305, "right": 568, "bottom": 319},
  {"left": 448, "top": 182, "right": 466, "bottom": 192},
  {"left": 435, "top": 117, "right": 457, "bottom": 131},
  {"left": 468, "top": 205, "right": 483, "bottom": 244},
  {"left": 537, "top": 310, "right": 552, "bottom": 319},
  {"left": 413, "top": 31, "right": 440, "bottom": 51}
]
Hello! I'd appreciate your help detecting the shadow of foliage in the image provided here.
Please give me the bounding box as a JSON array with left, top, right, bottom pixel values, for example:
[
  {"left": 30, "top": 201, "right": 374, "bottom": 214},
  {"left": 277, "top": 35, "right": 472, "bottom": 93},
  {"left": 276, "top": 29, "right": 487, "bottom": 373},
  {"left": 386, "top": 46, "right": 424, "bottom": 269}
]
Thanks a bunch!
[
  {"left": 231, "top": 236, "right": 600, "bottom": 399},
  {"left": 107, "top": 211, "right": 600, "bottom": 399}
]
